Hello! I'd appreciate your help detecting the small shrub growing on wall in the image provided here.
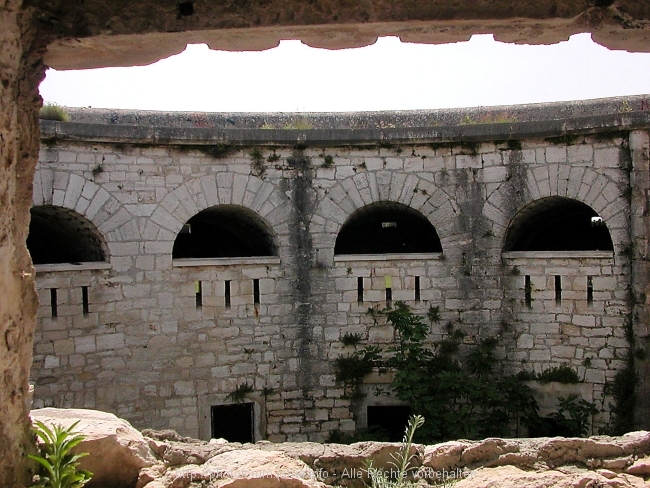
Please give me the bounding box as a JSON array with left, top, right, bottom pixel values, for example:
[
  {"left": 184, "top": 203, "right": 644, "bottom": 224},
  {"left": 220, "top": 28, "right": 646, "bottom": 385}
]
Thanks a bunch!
[
  {"left": 334, "top": 301, "right": 598, "bottom": 443},
  {"left": 39, "top": 103, "right": 70, "bottom": 122}
]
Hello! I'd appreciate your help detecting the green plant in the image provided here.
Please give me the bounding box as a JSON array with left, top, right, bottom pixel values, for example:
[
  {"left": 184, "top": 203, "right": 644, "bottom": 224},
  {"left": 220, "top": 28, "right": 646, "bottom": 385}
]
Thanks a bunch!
[
  {"left": 29, "top": 420, "right": 93, "bottom": 488},
  {"left": 267, "top": 151, "right": 280, "bottom": 163},
  {"left": 334, "top": 346, "right": 381, "bottom": 396},
  {"left": 536, "top": 366, "right": 580, "bottom": 384},
  {"left": 364, "top": 415, "right": 424, "bottom": 488},
  {"left": 249, "top": 148, "right": 265, "bottom": 176},
  {"left": 427, "top": 305, "right": 441, "bottom": 324},
  {"left": 227, "top": 383, "right": 254, "bottom": 403},
  {"left": 549, "top": 394, "right": 598, "bottom": 437},
  {"left": 322, "top": 154, "right": 334, "bottom": 168},
  {"left": 39, "top": 103, "right": 70, "bottom": 122},
  {"left": 341, "top": 332, "right": 363, "bottom": 347},
  {"left": 91, "top": 164, "right": 103, "bottom": 178},
  {"left": 510, "top": 266, "right": 521, "bottom": 276}
]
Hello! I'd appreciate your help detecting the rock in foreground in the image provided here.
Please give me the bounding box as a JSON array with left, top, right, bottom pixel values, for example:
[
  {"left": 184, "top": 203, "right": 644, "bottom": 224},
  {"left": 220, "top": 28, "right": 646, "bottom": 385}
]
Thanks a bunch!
[
  {"left": 31, "top": 408, "right": 156, "bottom": 488},
  {"left": 29, "top": 408, "right": 650, "bottom": 487}
]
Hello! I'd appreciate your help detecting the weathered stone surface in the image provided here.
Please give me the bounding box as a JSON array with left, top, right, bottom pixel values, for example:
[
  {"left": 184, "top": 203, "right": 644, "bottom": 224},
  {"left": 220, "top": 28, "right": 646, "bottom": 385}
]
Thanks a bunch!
[
  {"left": 0, "top": 0, "right": 46, "bottom": 486},
  {"left": 149, "top": 449, "right": 328, "bottom": 488},
  {"left": 36, "top": 1, "right": 650, "bottom": 70},
  {"left": 455, "top": 465, "right": 648, "bottom": 488},
  {"left": 31, "top": 408, "right": 156, "bottom": 488}
]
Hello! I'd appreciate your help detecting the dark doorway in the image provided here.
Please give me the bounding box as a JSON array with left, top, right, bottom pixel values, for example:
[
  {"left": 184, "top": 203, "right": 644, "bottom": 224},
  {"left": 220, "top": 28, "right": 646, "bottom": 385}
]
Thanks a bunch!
[
  {"left": 27, "top": 205, "right": 107, "bottom": 264},
  {"left": 504, "top": 197, "right": 614, "bottom": 252},
  {"left": 211, "top": 403, "right": 254, "bottom": 443},
  {"left": 335, "top": 202, "right": 442, "bottom": 255},
  {"left": 173, "top": 205, "right": 276, "bottom": 259},
  {"left": 367, "top": 405, "right": 412, "bottom": 442}
]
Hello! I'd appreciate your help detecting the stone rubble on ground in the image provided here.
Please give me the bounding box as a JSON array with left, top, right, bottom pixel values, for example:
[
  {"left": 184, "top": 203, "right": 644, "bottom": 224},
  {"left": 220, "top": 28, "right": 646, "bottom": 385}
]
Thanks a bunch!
[{"left": 29, "top": 408, "right": 650, "bottom": 487}]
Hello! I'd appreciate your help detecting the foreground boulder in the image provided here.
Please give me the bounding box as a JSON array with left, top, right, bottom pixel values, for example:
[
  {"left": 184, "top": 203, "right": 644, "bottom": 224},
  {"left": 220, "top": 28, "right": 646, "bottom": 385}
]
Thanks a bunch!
[
  {"left": 28, "top": 409, "right": 650, "bottom": 487},
  {"left": 31, "top": 408, "right": 156, "bottom": 488}
]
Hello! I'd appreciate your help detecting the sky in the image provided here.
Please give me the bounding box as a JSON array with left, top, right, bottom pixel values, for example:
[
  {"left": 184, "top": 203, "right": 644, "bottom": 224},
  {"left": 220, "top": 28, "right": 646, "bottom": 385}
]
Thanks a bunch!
[{"left": 39, "top": 33, "right": 650, "bottom": 113}]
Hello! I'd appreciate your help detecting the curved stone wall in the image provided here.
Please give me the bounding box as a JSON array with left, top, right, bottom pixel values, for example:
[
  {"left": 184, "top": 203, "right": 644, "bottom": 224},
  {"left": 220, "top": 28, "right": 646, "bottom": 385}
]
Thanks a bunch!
[{"left": 28, "top": 103, "right": 650, "bottom": 441}]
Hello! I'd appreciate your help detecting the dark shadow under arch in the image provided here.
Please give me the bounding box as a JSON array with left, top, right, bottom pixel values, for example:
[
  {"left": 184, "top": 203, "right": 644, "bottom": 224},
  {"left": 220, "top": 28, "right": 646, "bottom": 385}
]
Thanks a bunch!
[
  {"left": 335, "top": 202, "right": 442, "bottom": 255},
  {"left": 27, "top": 205, "right": 108, "bottom": 264},
  {"left": 504, "top": 197, "right": 614, "bottom": 252},
  {"left": 172, "top": 205, "right": 277, "bottom": 259}
]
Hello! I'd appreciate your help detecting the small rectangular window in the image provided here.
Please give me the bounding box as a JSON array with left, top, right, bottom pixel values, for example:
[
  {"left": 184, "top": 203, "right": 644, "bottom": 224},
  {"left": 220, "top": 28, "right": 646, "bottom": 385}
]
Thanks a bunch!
[
  {"left": 195, "top": 280, "right": 202, "bottom": 309},
  {"left": 385, "top": 276, "right": 392, "bottom": 307},
  {"left": 50, "top": 289, "right": 58, "bottom": 318},
  {"left": 357, "top": 277, "right": 364, "bottom": 304},
  {"left": 587, "top": 276, "right": 594, "bottom": 306},
  {"left": 414, "top": 276, "right": 421, "bottom": 302},
  {"left": 253, "top": 279, "right": 260, "bottom": 305},
  {"left": 82, "top": 286, "right": 89, "bottom": 316},
  {"left": 225, "top": 280, "right": 231, "bottom": 308},
  {"left": 524, "top": 275, "right": 532, "bottom": 308},
  {"left": 555, "top": 275, "right": 562, "bottom": 306}
]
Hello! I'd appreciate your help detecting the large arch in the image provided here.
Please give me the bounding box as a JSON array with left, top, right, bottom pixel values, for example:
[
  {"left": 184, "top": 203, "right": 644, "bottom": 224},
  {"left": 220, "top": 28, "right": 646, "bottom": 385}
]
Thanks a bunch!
[
  {"left": 313, "top": 171, "right": 460, "bottom": 252},
  {"left": 153, "top": 173, "right": 290, "bottom": 254},
  {"left": 484, "top": 165, "right": 628, "bottom": 254},
  {"left": 172, "top": 204, "right": 278, "bottom": 259},
  {"left": 27, "top": 205, "right": 108, "bottom": 264},
  {"left": 335, "top": 201, "right": 442, "bottom": 255},
  {"left": 504, "top": 197, "right": 614, "bottom": 252}
]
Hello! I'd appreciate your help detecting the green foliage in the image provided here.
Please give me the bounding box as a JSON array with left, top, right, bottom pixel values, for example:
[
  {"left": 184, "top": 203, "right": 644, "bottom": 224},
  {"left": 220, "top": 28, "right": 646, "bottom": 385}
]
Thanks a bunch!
[
  {"left": 29, "top": 420, "right": 93, "bottom": 488},
  {"left": 341, "top": 332, "right": 363, "bottom": 347},
  {"left": 427, "top": 305, "right": 441, "bottom": 324},
  {"left": 227, "top": 383, "right": 254, "bottom": 403},
  {"left": 550, "top": 394, "right": 598, "bottom": 437},
  {"left": 267, "top": 151, "right": 281, "bottom": 163},
  {"left": 606, "top": 354, "right": 638, "bottom": 435},
  {"left": 334, "top": 346, "right": 381, "bottom": 396},
  {"left": 335, "top": 302, "right": 597, "bottom": 443},
  {"left": 321, "top": 154, "right": 335, "bottom": 168},
  {"left": 364, "top": 415, "right": 424, "bottom": 488},
  {"left": 536, "top": 366, "right": 580, "bottom": 384},
  {"left": 39, "top": 103, "right": 70, "bottom": 122},
  {"left": 249, "top": 148, "right": 265, "bottom": 176}
]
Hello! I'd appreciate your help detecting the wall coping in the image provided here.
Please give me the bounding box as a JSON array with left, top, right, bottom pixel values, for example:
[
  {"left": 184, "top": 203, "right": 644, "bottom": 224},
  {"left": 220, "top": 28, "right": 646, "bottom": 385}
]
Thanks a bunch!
[
  {"left": 40, "top": 95, "right": 650, "bottom": 147},
  {"left": 502, "top": 251, "right": 614, "bottom": 259},
  {"left": 34, "top": 262, "right": 111, "bottom": 273},
  {"left": 172, "top": 256, "right": 281, "bottom": 267}
]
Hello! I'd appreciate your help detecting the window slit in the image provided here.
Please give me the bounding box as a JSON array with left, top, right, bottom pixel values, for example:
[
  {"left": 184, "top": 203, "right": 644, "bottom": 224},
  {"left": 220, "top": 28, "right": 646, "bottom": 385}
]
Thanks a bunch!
[
  {"left": 225, "top": 280, "right": 231, "bottom": 308},
  {"left": 555, "top": 275, "right": 562, "bottom": 306},
  {"left": 385, "top": 276, "right": 392, "bottom": 307},
  {"left": 82, "top": 286, "right": 89, "bottom": 316},
  {"left": 524, "top": 275, "right": 532, "bottom": 308},
  {"left": 50, "top": 289, "right": 58, "bottom": 318},
  {"left": 414, "top": 276, "right": 421, "bottom": 302},
  {"left": 357, "top": 277, "right": 364, "bottom": 304},
  {"left": 253, "top": 279, "right": 260, "bottom": 305},
  {"left": 587, "top": 276, "right": 593, "bottom": 306},
  {"left": 195, "top": 280, "right": 202, "bottom": 309}
]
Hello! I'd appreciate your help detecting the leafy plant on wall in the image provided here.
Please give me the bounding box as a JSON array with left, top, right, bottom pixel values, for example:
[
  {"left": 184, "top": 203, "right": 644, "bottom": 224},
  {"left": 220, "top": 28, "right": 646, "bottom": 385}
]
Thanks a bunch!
[{"left": 334, "top": 301, "right": 597, "bottom": 443}]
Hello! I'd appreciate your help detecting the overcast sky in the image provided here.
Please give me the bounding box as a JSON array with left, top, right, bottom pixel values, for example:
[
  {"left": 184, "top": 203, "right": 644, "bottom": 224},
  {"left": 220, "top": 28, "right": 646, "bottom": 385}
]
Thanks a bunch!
[{"left": 39, "top": 33, "right": 650, "bottom": 113}]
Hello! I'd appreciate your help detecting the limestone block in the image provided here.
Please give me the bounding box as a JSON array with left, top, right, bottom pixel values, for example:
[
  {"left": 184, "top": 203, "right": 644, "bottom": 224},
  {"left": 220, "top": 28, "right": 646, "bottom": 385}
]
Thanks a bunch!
[{"left": 30, "top": 408, "right": 155, "bottom": 488}]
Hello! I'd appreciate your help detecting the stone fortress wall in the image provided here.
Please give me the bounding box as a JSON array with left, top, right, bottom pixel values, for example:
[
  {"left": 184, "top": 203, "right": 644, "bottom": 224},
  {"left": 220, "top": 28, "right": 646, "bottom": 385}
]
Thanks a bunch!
[{"left": 30, "top": 96, "right": 650, "bottom": 441}]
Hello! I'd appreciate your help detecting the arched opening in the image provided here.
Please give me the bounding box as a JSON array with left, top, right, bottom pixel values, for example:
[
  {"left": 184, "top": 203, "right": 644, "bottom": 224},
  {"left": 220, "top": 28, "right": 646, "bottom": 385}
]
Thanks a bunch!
[
  {"left": 172, "top": 205, "right": 277, "bottom": 259},
  {"left": 27, "top": 205, "right": 108, "bottom": 264},
  {"left": 504, "top": 197, "right": 614, "bottom": 252},
  {"left": 335, "top": 202, "right": 442, "bottom": 255}
]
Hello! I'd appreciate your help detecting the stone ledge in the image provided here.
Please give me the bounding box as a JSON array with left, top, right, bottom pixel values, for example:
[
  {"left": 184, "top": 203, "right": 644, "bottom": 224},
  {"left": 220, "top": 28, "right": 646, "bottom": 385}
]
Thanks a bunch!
[
  {"left": 334, "top": 252, "right": 444, "bottom": 262},
  {"left": 502, "top": 251, "right": 614, "bottom": 259},
  {"left": 33, "top": 262, "right": 111, "bottom": 273},
  {"left": 172, "top": 257, "right": 281, "bottom": 267}
]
